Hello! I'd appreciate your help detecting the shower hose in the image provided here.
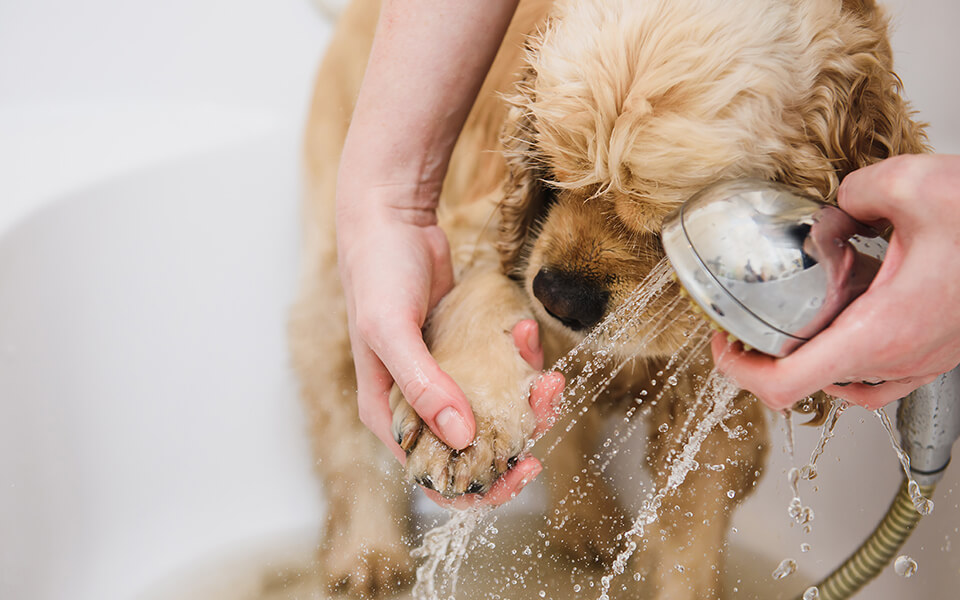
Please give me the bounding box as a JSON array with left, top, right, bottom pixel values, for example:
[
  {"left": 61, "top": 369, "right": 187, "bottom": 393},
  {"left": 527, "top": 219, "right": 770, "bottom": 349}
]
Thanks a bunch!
[{"left": 796, "top": 479, "right": 936, "bottom": 600}]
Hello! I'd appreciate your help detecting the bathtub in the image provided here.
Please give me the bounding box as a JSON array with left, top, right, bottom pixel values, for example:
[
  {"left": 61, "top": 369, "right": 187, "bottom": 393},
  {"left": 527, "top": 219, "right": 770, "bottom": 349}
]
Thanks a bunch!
[{"left": 1, "top": 1, "right": 958, "bottom": 599}]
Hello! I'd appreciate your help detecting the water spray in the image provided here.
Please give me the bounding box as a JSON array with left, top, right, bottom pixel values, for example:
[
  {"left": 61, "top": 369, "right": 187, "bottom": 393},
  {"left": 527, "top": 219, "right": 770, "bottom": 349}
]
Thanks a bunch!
[{"left": 662, "top": 179, "right": 960, "bottom": 599}]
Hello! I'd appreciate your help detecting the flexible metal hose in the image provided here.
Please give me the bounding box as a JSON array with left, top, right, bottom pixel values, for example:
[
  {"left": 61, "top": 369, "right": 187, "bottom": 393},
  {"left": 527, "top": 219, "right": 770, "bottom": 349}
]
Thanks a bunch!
[{"left": 796, "top": 479, "right": 935, "bottom": 600}]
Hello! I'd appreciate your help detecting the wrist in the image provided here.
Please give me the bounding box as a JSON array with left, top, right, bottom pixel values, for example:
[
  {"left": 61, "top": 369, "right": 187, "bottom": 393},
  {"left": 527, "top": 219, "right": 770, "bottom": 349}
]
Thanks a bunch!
[{"left": 336, "top": 180, "right": 441, "bottom": 232}]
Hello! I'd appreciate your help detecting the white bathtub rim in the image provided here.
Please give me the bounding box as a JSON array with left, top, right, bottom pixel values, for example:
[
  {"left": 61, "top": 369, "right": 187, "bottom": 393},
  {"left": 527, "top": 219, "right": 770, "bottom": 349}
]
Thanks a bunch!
[{"left": 0, "top": 101, "right": 295, "bottom": 239}]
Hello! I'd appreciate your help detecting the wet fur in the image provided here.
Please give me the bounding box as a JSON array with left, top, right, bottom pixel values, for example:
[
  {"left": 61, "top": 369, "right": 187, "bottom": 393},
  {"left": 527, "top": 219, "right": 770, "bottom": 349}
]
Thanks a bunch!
[{"left": 290, "top": 0, "right": 927, "bottom": 597}]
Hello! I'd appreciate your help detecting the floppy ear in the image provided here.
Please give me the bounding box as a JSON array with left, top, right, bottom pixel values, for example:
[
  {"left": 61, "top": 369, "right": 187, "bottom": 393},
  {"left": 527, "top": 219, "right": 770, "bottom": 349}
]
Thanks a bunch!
[
  {"left": 496, "top": 69, "right": 554, "bottom": 277},
  {"left": 784, "top": 0, "right": 929, "bottom": 200}
]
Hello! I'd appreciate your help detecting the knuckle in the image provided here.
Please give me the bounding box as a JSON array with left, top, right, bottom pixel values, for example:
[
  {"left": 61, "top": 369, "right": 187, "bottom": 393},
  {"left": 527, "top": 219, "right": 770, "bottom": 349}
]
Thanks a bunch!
[
  {"left": 400, "top": 376, "right": 430, "bottom": 412},
  {"left": 882, "top": 154, "right": 927, "bottom": 203}
]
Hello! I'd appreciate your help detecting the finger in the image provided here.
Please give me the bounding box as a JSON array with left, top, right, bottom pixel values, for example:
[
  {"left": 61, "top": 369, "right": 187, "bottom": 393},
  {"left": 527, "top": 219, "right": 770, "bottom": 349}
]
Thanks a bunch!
[
  {"left": 352, "top": 337, "right": 408, "bottom": 464},
  {"left": 711, "top": 278, "right": 906, "bottom": 409},
  {"left": 530, "top": 372, "right": 565, "bottom": 437},
  {"left": 824, "top": 373, "right": 939, "bottom": 410},
  {"left": 837, "top": 155, "right": 925, "bottom": 227},
  {"left": 365, "top": 318, "right": 476, "bottom": 449},
  {"left": 710, "top": 334, "right": 797, "bottom": 410},
  {"left": 481, "top": 456, "right": 542, "bottom": 506},
  {"left": 512, "top": 319, "right": 544, "bottom": 371},
  {"left": 711, "top": 332, "right": 846, "bottom": 411}
]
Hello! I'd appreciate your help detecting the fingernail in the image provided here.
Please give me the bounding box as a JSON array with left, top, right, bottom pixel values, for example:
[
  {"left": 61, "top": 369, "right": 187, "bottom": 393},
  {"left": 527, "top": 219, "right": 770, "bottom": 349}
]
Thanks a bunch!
[{"left": 436, "top": 407, "right": 472, "bottom": 448}]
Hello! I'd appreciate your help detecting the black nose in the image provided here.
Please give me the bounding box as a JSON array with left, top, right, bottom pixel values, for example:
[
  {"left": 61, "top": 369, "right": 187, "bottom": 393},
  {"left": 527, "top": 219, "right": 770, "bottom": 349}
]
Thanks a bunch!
[{"left": 532, "top": 269, "right": 609, "bottom": 331}]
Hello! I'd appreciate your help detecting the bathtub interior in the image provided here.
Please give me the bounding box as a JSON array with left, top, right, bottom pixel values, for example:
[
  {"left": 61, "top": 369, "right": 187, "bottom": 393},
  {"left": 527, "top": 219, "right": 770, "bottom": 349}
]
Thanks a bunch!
[{"left": 1, "top": 0, "right": 959, "bottom": 599}]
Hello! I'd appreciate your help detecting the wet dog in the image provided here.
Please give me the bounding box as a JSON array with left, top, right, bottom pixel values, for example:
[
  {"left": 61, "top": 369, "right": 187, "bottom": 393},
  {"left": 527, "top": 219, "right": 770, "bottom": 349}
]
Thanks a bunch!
[{"left": 289, "top": 0, "right": 927, "bottom": 597}]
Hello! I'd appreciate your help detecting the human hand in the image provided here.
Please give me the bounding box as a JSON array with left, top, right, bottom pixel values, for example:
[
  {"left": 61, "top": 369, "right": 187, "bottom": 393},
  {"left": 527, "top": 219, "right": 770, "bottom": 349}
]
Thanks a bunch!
[
  {"left": 419, "top": 319, "right": 565, "bottom": 509},
  {"left": 337, "top": 187, "right": 476, "bottom": 462},
  {"left": 713, "top": 154, "right": 960, "bottom": 410}
]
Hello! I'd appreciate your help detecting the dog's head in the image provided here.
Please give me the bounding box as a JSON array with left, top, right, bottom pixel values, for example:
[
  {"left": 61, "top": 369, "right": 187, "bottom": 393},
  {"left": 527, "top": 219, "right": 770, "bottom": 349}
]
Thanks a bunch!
[{"left": 497, "top": 0, "right": 927, "bottom": 357}]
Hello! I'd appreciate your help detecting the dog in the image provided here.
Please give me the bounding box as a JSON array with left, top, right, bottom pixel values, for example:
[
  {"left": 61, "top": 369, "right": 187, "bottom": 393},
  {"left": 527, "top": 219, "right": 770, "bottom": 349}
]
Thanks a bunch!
[{"left": 289, "top": 0, "right": 928, "bottom": 597}]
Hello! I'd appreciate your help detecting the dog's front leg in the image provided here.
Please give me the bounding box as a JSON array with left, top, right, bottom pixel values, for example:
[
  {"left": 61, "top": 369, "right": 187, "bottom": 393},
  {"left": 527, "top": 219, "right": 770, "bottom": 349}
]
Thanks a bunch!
[{"left": 391, "top": 267, "right": 541, "bottom": 497}]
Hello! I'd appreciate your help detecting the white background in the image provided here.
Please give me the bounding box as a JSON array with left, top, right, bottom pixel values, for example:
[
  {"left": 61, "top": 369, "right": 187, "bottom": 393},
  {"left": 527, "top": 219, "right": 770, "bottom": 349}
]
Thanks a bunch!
[{"left": 0, "top": 1, "right": 958, "bottom": 599}]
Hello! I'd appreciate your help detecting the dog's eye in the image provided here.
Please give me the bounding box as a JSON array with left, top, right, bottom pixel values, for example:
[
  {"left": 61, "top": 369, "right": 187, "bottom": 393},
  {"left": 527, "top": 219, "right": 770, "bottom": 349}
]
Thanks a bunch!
[
  {"left": 541, "top": 188, "right": 558, "bottom": 210},
  {"left": 532, "top": 188, "right": 558, "bottom": 225}
]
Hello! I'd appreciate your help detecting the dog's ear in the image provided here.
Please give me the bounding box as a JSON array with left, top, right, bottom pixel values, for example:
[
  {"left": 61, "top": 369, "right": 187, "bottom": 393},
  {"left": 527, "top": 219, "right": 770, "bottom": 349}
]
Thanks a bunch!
[
  {"left": 784, "top": 0, "right": 929, "bottom": 199},
  {"left": 497, "top": 68, "right": 554, "bottom": 277}
]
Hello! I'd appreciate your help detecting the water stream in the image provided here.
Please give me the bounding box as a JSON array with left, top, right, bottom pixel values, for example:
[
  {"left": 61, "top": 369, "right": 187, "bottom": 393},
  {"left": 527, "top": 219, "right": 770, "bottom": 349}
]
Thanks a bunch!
[
  {"left": 411, "top": 258, "right": 691, "bottom": 599},
  {"left": 874, "top": 407, "right": 934, "bottom": 516},
  {"left": 408, "top": 258, "right": 940, "bottom": 600},
  {"left": 597, "top": 368, "right": 741, "bottom": 599}
]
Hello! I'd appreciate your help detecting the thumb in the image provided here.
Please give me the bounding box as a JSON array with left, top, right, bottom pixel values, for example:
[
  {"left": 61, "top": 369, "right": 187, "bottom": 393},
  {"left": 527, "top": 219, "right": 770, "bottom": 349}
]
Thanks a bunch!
[
  {"left": 368, "top": 317, "right": 476, "bottom": 449},
  {"left": 838, "top": 156, "right": 923, "bottom": 228}
]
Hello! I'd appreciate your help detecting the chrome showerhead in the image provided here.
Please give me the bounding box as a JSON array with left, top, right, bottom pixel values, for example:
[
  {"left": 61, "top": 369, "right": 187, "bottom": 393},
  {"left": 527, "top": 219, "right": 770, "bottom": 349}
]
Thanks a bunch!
[{"left": 662, "top": 179, "right": 887, "bottom": 357}]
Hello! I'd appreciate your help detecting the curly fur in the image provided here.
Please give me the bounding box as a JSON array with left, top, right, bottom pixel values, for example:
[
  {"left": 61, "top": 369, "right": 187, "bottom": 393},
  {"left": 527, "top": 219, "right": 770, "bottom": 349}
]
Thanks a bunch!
[{"left": 292, "top": 0, "right": 928, "bottom": 597}]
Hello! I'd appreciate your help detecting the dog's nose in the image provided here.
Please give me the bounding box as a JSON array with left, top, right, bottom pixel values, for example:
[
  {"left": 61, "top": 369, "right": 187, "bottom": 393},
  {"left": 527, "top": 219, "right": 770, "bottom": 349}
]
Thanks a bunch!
[{"left": 532, "top": 268, "right": 609, "bottom": 331}]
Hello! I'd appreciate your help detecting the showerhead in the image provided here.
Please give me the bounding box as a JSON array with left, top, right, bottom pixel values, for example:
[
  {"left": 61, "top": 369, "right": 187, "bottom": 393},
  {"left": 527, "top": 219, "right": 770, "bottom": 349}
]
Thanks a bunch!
[{"left": 662, "top": 179, "right": 887, "bottom": 357}]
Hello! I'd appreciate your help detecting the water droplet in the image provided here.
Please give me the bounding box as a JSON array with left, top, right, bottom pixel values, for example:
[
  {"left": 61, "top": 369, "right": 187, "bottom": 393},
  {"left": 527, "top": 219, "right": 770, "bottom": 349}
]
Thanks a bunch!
[
  {"left": 675, "top": 563, "right": 685, "bottom": 573},
  {"left": 772, "top": 558, "right": 797, "bottom": 580},
  {"left": 787, "top": 467, "right": 800, "bottom": 486},
  {"left": 667, "top": 374, "right": 679, "bottom": 386},
  {"left": 538, "top": 591, "right": 546, "bottom": 598},
  {"left": 800, "top": 543, "right": 811, "bottom": 553},
  {"left": 573, "top": 585, "right": 581, "bottom": 592},
  {"left": 658, "top": 423, "right": 669, "bottom": 433},
  {"left": 803, "top": 586, "right": 820, "bottom": 600},
  {"left": 727, "top": 490, "right": 736, "bottom": 498},
  {"left": 894, "top": 555, "right": 917, "bottom": 577}
]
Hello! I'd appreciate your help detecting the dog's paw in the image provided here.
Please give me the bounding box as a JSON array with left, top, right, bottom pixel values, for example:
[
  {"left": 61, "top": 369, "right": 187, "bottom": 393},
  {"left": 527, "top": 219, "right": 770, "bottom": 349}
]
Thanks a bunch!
[
  {"left": 320, "top": 539, "right": 413, "bottom": 598},
  {"left": 391, "top": 395, "right": 423, "bottom": 455},
  {"left": 391, "top": 389, "right": 535, "bottom": 498}
]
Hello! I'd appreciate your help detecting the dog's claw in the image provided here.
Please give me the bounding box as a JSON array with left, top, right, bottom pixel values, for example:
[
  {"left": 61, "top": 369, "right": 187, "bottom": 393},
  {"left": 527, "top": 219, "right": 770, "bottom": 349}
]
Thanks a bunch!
[
  {"left": 391, "top": 388, "right": 424, "bottom": 455},
  {"left": 399, "top": 420, "right": 422, "bottom": 454}
]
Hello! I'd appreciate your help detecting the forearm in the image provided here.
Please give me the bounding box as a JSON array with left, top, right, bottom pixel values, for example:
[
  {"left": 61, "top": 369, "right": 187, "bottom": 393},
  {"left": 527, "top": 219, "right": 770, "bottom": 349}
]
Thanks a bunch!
[{"left": 340, "top": 0, "right": 519, "bottom": 213}]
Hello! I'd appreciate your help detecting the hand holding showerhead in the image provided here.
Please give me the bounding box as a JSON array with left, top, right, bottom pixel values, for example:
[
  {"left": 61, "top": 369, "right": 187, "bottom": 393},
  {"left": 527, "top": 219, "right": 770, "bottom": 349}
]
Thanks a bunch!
[
  {"left": 664, "top": 155, "right": 960, "bottom": 411},
  {"left": 663, "top": 155, "right": 960, "bottom": 600}
]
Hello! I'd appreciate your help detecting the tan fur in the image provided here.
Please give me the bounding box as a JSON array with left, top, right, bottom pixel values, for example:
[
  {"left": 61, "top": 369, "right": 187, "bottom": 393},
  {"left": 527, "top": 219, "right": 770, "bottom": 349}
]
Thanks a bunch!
[{"left": 291, "top": 0, "right": 927, "bottom": 597}]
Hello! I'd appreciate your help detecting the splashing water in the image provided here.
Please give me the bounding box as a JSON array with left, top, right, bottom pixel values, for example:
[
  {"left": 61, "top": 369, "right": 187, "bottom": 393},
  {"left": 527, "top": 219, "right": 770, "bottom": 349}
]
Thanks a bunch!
[
  {"left": 874, "top": 408, "right": 934, "bottom": 516},
  {"left": 787, "top": 466, "right": 815, "bottom": 532},
  {"left": 783, "top": 409, "right": 796, "bottom": 458},
  {"left": 597, "top": 369, "right": 741, "bottom": 599},
  {"left": 594, "top": 325, "right": 711, "bottom": 473},
  {"left": 781, "top": 408, "right": 815, "bottom": 532},
  {"left": 894, "top": 554, "right": 918, "bottom": 577},
  {"left": 412, "top": 508, "right": 489, "bottom": 600},
  {"left": 539, "top": 259, "right": 680, "bottom": 453},
  {"left": 800, "top": 399, "right": 846, "bottom": 481},
  {"left": 412, "top": 259, "right": 685, "bottom": 599},
  {"left": 771, "top": 558, "right": 797, "bottom": 580}
]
